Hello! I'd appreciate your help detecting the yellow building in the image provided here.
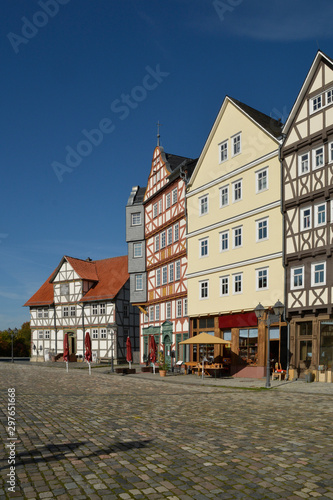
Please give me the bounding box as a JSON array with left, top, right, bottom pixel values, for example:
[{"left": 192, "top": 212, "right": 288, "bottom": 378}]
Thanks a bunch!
[{"left": 186, "top": 96, "right": 286, "bottom": 377}]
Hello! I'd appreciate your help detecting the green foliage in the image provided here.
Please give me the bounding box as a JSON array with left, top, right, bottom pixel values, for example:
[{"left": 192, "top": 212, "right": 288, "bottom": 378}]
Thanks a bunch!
[{"left": 0, "top": 322, "right": 31, "bottom": 357}]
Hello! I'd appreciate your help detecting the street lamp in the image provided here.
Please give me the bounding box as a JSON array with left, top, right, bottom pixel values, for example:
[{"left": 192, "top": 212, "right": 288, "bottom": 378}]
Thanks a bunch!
[
  {"left": 107, "top": 323, "right": 117, "bottom": 373},
  {"left": 8, "top": 328, "right": 18, "bottom": 363},
  {"left": 255, "top": 300, "right": 284, "bottom": 388}
]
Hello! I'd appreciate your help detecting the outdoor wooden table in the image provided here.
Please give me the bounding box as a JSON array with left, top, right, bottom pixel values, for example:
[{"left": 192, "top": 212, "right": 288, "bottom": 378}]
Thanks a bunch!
[{"left": 184, "top": 362, "right": 198, "bottom": 375}]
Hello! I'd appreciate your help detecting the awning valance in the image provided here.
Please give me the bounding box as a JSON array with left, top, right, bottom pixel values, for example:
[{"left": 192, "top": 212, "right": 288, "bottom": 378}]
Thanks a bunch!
[{"left": 219, "top": 312, "right": 258, "bottom": 329}]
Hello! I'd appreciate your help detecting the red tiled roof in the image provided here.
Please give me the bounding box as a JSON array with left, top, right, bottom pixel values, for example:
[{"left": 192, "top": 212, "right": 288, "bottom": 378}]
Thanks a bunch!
[
  {"left": 80, "top": 256, "right": 129, "bottom": 302},
  {"left": 23, "top": 270, "right": 56, "bottom": 307},
  {"left": 24, "top": 255, "right": 129, "bottom": 307}
]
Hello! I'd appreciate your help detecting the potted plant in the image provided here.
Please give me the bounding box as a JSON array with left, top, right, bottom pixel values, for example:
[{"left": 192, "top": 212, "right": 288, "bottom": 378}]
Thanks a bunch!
[{"left": 158, "top": 351, "right": 168, "bottom": 377}]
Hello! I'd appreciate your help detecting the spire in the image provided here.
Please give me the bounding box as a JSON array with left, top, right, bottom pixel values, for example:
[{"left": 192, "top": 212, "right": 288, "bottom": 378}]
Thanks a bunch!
[{"left": 157, "top": 121, "right": 162, "bottom": 146}]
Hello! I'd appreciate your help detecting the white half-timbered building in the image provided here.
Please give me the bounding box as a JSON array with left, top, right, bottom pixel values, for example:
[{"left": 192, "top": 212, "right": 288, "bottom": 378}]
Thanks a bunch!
[
  {"left": 24, "top": 255, "right": 139, "bottom": 363},
  {"left": 282, "top": 51, "right": 333, "bottom": 380},
  {"left": 126, "top": 144, "right": 196, "bottom": 368}
]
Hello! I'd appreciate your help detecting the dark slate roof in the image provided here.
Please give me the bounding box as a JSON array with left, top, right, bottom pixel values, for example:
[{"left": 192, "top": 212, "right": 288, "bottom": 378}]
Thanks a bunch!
[
  {"left": 126, "top": 186, "right": 146, "bottom": 206},
  {"left": 165, "top": 153, "right": 194, "bottom": 171},
  {"left": 229, "top": 97, "right": 283, "bottom": 139}
]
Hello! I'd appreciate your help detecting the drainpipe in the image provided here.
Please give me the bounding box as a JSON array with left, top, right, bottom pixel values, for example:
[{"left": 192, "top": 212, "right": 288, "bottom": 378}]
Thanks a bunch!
[
  {"left": 279, "top": 137, "right": 289, "bottom": 380},
  {"left": 53, "top": 303, "right": 57, "bottom": 355},
  {"left": 181, "top": 161, "right": 190, "bottom": 361},
  {"left": 82, "top": 302, "right": 85, "bottom": 357}
]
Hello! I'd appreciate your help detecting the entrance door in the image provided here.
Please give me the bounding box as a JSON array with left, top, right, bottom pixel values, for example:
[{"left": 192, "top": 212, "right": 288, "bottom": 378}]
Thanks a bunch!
[
  {"left": 67, "top": 332, "right": 77, "bottom": 357},
  {"left": 297, "top": 338, "right": 312, "bottom": 377},
  {"left": 163, "top": 334, "right": 172, "bottom": 369}
]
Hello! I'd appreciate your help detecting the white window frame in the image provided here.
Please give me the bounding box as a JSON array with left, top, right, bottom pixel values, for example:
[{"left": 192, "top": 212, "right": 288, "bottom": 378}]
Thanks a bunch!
[
  {"left": 298, "top": 152, "right": 310, "bottom": 175},
  {"left": 131, "top": 212, "right": 141, "bottom": 226},
  {"left": 233, "top": 273, "right": 243, "bottom": 294},
  {"left": 220, "top": 275, "right": 229, "bottom": 296},
  {"left": 199, "top": 194, "right": 209, "bottom": 216},
  {"left": 329, "top": 142, "right": 333, "bottom": 164},
  {"left": 300, "top": 206, "right": 312, "bottom": 231},
  {"left": 92, "top": 304, "right": 98, "bottom": 315},
  {"left": 200, "top": 280, "right": 209, "bottom": 299},
  {"left": 169, "top": 262, "right": 174, "bottom": 283},
  {"left": 176, "top": 299, "right": 182, "bottom": 318},
  {"left": 311, "top": 94, "right": 322, "bottom": 113},
  {"left": 314, "top": 202, "right": 326, "bottom": 227},
  {"left": 92, "top": 329, "right": 98, "bottom": 340},
  {"left": 153, "top": 203, "right": 158, "bottom": 218},
  {"left": 155, "top": 234, "right": 160, "bottom": 252},
  {"left": 256, "top": 217, "right": 268, "bottom": 242},
  {"left": 232, "top": 179, "right": 242, "bottom": 203},
  {"left": 175, "top": 260, "right": 181, "bottom": 281},
  {"left": 167, "top": 227, "right": 173, "bottom": 246},
  {"left": 199, "top": 237, "right": 209, "bottom": 258},
  {"left": 311, "top": 262, "right": 326, "bottom": 286},
  {"left": 256, "top": 267, "right": 268, "bottom": 291},
  {"left": 135, "top": 274, "right": 143, "bottom": 291},
  {"left": 166, "top": 302, "right": 171, "bottom": 320},
  {"left": 100, "top": 304, "right": 106, "bottom": 315},
  {"left": 162, "top": 266, "right": 168, "bottom": 285},
  {"left": 63, "top": 306, "right": 69, "bottom": 317},
  {"left": 166, "top": 193, "right": 171, "bottom": 209},
  {"left": 161, "top": 231, "right": 166, "bottom": 248},
  {"left": 326, "top": 88, "right": 333, "bottom": 105},
  {"left": 100, "top": 328, "right": 107, "bottom": 339},
  {"left": 38, "top": 331, "right": 43, "bottom": 339},
  {"left": 70, "top": 305, "right": 76, "bottom": 317},
  {"left": 174, "top": 222, "right": 179, "bottom": 242},
  {"left": 156, "top": 268, "right": 161, "bottom": 287},
  {"left": 233, "top": 226, "right": 243, "bottom": 248},
  {"left": 256, "top": 167, "right": 268, "bottom": 193},
  {"left": 219, "top": 140, "right": 228, "bottom": 163},
  {"left": 172, "top": 187, "right": 177, "bottom": 205},
  {"left": 44, "top": 330, "right": 50, "bottom": 339},
  {"left": 133, "top": 242, "right": 143, "bottom": 258},
  {"left": 312, "top": 145, "right": 324, "bottom": 170},
  {"left": 220, "top": 230, "right": 229, "bottom": 252},
  {"left": 155, "top": 304, "right": 160, "bottom": 321},
  {"left": 149, "top": 306, "right": 154, "bottom": 322},
  {"left": 158, "top": 199, "right": 162, "bottom": 214},
  {"left": 232, "top": 133, "right": 241, "bottom": 157},
  {"left": 184, "top": 298, "right": 188, "bottom": 316},
  {"left": 43, "top": 308, "right": 48, "bottom": 318},
  {"left": 220, "top": 185, "right": 229, "bottom": 208},
  {"left": 291, "top": 266, "right": 304, "bottom": 290}
]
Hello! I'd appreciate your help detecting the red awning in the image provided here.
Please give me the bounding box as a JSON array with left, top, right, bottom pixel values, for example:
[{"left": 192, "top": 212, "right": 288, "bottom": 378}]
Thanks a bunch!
[{"left": 219, "top": 312, "right": 258, "bottom": 329}]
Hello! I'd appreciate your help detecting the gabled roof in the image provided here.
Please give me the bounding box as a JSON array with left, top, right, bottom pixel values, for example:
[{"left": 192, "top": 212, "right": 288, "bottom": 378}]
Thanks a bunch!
[
  {"left": 188, "top": 95, "right": 282, "bottom": 189},
  {"left": 164, "top": 152, "right": 193, "bottom": 171},
  {"left": 49, "top": 256, "right": 99, "bottom": 283},
  {"left": 229, "top": 97, "right": 282, "bottom": 139},
  {"left": 282, "top": 50, "right": 333, "bottom": 135},
  {"left": 24, "top": 255, "right": 129, "bottom": 307},
  {"left": 81, "top": 256, "right": 129, "bottom": 302},
  {"left": 23, "top": 270, "right": 56, "bottom": 307}
]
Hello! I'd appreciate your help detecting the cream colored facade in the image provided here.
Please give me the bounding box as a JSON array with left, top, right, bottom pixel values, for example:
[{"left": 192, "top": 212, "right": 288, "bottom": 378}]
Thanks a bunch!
[
  {"left": 187, "top": 97, "right": 284, "bottom": 317},
  {"left": 186, "top": 97, "right": 286, "bottom": 377}
]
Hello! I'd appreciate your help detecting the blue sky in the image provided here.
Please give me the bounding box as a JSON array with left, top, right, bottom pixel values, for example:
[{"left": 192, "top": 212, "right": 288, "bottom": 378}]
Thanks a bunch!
[{"left": 1, "top": 0, "right": 333, "bottom": 330}]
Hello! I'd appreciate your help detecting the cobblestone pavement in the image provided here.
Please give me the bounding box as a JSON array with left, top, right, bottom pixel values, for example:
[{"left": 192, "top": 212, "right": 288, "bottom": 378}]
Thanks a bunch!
[{"left": 1, "top": 364, "right": 333, "bottom": 499}]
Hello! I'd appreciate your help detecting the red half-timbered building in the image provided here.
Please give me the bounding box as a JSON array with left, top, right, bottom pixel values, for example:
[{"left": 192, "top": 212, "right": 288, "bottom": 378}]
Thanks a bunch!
[{"left": 130, "top": 145, "right": 196, "bottom": 368}]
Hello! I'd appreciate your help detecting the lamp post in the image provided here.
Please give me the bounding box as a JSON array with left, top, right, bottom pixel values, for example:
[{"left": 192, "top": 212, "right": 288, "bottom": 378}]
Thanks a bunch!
[
  {"left": 107, "top": 323, "right": 117, "bottom": 373},
  {"left": 255, "top": 300, "right": 284, "bottom": 388},
  {"left": 8, "top": 328, "right": 18, "bottom": 363}
]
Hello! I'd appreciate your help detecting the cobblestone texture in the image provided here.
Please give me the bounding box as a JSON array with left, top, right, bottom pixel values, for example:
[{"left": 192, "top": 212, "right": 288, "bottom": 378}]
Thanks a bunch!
[{"left": 1, "top": 363, "right": 332, "bottom": 499}]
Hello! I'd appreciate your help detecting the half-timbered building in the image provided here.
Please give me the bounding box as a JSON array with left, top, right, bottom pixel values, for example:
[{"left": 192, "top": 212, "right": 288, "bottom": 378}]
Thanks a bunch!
[
  {"left": 24, "top": 255, "right": 139, "bottom": 363},
  {"left": 127, "top": 145, "right": 196, "bottom": 367},
  {"left": 281, "top": 51, "right": 333, "bottom": 381}
]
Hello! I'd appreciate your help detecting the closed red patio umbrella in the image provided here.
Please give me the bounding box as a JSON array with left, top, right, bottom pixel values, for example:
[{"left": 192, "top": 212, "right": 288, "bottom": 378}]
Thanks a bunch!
[
  {"left": 126, "top": 336, "right": 133, "bottom": 369},
  {"left": 149, "top": 335, "right": 157, "bottom": 374},
  {"left": 85, "top": 331, "right": 92, "bottom": 375},
  {"left": 63, "top": 333, "right": 69, "bottom": 372}
]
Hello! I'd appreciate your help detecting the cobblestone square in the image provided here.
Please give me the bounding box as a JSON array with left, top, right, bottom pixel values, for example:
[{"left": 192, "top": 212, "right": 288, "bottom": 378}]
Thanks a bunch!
[{"left": 1, "top": 364, "right": 332, "bottom": 499}]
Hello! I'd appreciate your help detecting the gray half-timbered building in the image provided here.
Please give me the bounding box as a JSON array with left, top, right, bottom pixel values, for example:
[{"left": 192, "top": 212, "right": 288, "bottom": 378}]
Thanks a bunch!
[{"left": 281, "top": 50, "right": 333, "bottom": 380}]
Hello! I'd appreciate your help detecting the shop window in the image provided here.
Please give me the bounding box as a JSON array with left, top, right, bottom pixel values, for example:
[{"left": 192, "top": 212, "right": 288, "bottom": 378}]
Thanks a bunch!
[
  {"left": 319, "top": 323, "right": 333, "bottom": 369},
  {"left": 300, "top": 339, "right": 312, "bottom": 362},
  {"left": 239, "top": 328, "right": 258, "bottom": 365}
]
